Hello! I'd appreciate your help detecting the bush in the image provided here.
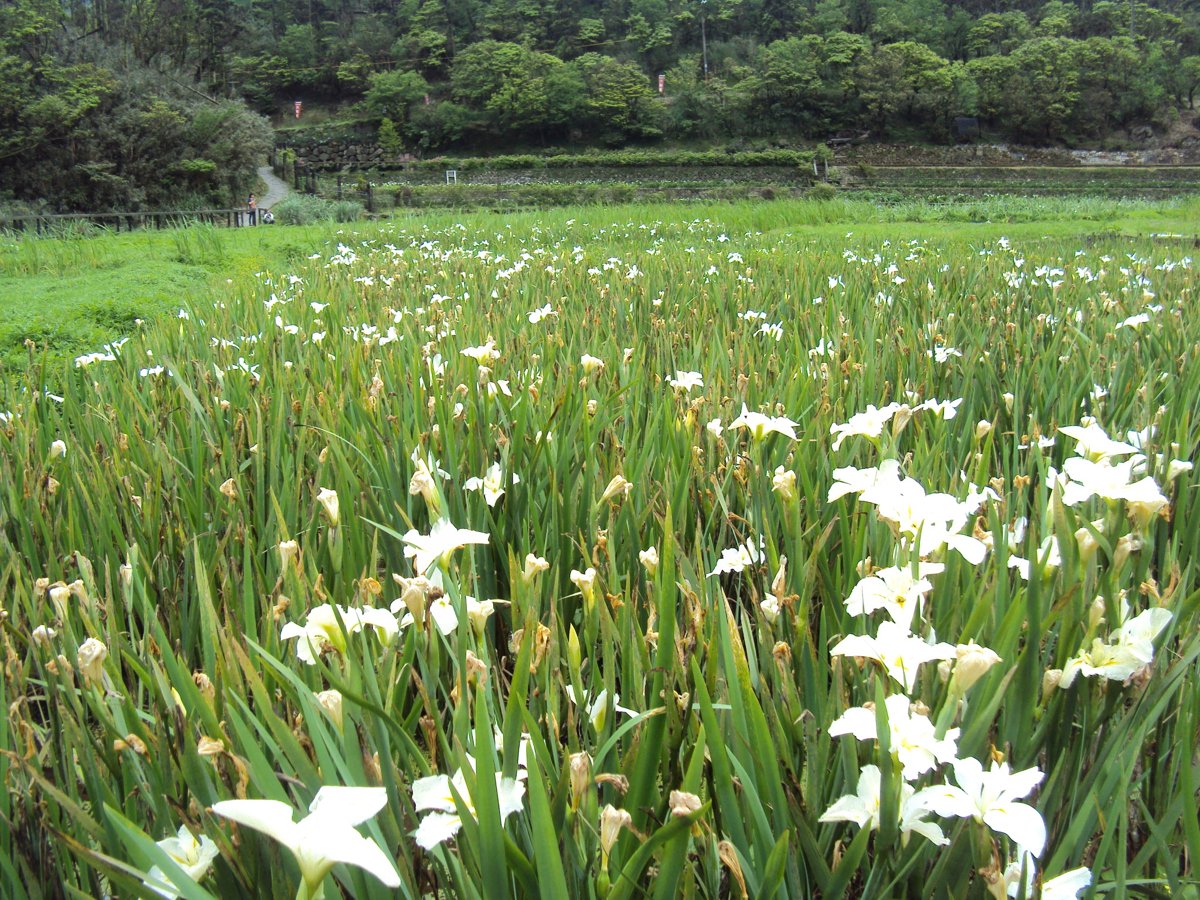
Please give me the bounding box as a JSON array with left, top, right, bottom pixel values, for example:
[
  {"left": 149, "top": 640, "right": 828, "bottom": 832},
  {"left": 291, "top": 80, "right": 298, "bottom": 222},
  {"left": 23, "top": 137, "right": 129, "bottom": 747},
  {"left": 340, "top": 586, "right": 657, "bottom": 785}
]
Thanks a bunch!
[
  {"left": 407, "top": 148, "right": 815, "bottom": 172},
  {"left": 807, "top": 181, "right": 838, "bottom": 201},
  {"left": 331, "top": 200, "right": 365, "bottom": 222},
  {"left": 378, "top": 181, "right": 806, "bottom": 209},
  {"left": 272, "top": 195, "right": 364, "bottom": 225}
]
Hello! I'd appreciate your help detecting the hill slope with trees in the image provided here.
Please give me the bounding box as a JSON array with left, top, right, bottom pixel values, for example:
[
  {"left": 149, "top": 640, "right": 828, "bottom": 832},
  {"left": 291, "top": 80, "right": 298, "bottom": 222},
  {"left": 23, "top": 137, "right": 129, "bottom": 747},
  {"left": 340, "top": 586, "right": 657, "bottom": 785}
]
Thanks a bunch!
[{"left": 2, "top": 0, "right": 1198, "bottom": 210}]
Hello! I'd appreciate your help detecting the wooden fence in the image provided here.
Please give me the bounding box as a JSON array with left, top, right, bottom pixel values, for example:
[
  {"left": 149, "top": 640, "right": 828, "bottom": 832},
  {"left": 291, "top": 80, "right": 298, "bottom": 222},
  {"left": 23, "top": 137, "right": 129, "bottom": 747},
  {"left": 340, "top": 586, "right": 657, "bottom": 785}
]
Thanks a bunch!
[{"left": 2, "top": 208, "right": 261, "bottom": 234}]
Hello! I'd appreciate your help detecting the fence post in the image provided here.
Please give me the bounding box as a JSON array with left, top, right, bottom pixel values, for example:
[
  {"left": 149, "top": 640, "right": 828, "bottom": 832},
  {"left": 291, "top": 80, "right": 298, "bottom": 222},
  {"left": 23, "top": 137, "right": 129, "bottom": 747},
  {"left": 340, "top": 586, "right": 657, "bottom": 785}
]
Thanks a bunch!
[
  {"left": 367, "top": 183, "right": 375, "bottom": 213},
  {"left": 337, "top": 176, "right": 343, "bottom": 201},
  {"left": 294, "top": 164, "right": 303, "bottom": 190}
]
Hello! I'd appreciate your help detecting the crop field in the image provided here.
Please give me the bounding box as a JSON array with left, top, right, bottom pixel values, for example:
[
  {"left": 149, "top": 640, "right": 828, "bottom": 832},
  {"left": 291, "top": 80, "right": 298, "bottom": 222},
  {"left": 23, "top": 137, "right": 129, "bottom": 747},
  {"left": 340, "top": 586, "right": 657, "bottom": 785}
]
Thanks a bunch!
[
  {"left": 0, "top": 201, "right": 1198, "bottom": 899},
  {"left": 325, "top": 163, "right": 1200, "bottom": 211},
  {"left": 852, "top": 166, "right": 1200, "bottom": 199}
]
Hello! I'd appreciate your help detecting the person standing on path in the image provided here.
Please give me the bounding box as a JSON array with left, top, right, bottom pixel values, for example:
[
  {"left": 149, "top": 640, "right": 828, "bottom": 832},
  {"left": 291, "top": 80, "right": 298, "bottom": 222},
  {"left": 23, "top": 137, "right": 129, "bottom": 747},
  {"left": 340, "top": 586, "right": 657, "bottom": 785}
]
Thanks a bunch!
[{"left": 247, "top": 193, "right": 257, "bottom": 225}]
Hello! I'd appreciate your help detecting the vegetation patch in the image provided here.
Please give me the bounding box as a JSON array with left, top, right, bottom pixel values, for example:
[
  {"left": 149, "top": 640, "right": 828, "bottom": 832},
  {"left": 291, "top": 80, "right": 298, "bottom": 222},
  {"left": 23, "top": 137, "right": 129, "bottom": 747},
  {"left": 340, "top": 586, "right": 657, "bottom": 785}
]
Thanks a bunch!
[{"left": 0, "top": 201, "right": 1198, "bottom": 897}]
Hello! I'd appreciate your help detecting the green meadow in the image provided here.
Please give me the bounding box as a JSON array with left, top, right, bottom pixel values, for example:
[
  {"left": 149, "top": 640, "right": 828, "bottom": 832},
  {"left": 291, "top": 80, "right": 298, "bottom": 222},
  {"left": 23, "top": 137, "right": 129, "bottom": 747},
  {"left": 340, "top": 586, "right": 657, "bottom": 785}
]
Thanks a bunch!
[
  {"left": 2, "top": 195, "right": 1196, "bottom": 373},
  {"left": 0, "top": 196, "right": 1197, "bottom": 899}
]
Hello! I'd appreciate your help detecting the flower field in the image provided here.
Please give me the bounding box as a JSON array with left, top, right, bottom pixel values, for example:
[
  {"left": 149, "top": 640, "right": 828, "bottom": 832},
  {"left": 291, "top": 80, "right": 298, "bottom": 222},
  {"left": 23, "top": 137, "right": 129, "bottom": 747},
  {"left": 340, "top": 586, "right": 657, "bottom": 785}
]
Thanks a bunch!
[{"left": 0, "top": 209, "right": 1197, "bottom": 899}]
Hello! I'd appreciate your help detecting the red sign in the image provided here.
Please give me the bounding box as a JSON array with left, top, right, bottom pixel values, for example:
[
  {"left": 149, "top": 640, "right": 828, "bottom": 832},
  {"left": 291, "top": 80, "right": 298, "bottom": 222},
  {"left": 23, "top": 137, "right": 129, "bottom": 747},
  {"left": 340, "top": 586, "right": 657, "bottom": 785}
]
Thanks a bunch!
[
  {"left": 294, "top": 101, "right": 302, "bottom": 119},
  {"left": 658, "top": 74, "right": 665, "bottom": 94}
]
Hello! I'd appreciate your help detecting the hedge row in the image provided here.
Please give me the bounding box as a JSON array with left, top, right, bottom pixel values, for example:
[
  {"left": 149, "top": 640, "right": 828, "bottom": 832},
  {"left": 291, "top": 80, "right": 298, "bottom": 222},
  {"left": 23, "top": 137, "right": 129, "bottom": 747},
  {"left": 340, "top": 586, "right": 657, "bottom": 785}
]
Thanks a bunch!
[
  {"left": 404, "top": 148, "right": 815, "bottom": 172},
  {"left": 374, "top": 181, "right": 809, "bottom": 209}
]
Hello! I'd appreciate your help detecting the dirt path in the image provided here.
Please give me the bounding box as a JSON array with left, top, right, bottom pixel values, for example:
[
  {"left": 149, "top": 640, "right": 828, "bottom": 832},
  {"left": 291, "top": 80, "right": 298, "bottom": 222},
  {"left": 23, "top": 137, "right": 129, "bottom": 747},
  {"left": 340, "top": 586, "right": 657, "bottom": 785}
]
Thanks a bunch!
[{"left": 257, "top": 165, "right": 290, "bottom": 210}]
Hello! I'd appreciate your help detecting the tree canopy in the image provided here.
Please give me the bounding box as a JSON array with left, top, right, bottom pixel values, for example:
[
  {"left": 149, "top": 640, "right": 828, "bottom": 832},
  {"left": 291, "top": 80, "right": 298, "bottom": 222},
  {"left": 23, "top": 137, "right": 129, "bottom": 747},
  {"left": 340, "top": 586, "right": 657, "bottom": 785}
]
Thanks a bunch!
[
  {"left": 164, "top": 0, "right": 1199, "bottom": 147},
  {"left": 2, "top": 0, "right": 1198, "bottom": 208},
  {"left": 0, "top": 0, "right": 270, "bottom": 212}
]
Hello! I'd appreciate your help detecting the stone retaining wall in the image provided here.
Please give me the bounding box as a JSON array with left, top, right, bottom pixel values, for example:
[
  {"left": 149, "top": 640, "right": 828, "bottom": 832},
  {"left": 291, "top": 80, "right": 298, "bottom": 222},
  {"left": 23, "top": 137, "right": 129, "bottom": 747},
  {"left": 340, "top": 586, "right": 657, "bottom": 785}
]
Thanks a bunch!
[
  {"left": 840, "top": 143, "right": 1200, "bottom": 167},
  {"left": 280, "top": 139, "right": 1200, "bottom": 172},
  {"left": 280, "top": 140, "right": 415, "bottom": 171}
]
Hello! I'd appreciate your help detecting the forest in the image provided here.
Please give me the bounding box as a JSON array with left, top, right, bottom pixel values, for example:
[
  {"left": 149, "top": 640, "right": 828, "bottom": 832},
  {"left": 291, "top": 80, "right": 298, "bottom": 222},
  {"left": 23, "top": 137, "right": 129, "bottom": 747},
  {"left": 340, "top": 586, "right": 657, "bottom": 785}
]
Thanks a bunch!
[{"left": 1, "top": 0, "right": 1199, "bottom": 210}]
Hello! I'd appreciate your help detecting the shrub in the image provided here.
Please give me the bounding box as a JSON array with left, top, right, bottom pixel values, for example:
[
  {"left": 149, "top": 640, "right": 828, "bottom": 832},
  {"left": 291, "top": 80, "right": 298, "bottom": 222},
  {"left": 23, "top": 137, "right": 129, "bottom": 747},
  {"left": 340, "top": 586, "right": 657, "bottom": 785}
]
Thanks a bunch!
[
  {"left": 272, "top": 195, "right": 364, "bottom": 225},
  {"left": 806, "top": 181, "right": 838, "bottom": 201},
  {"left": 406, "top": 148, "right": 814, "bottom": 172},
  {"left": 331, "top": 200, "right": 365, "bottom": 222}
]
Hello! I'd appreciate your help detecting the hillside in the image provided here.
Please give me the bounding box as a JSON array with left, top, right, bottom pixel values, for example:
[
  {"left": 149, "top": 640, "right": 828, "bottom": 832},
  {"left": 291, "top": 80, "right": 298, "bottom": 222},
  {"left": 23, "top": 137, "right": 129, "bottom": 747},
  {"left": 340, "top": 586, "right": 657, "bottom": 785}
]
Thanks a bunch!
[{"left": 1, "top": 0, "right": 1198, "bottom": 211}]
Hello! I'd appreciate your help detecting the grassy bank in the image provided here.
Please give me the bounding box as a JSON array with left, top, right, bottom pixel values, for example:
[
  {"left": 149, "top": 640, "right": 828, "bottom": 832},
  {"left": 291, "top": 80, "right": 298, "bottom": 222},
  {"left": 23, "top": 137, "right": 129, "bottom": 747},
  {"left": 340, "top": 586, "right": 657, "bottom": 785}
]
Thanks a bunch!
[{"left": 0, "top": 224, "right": 339, "bottom": 372}]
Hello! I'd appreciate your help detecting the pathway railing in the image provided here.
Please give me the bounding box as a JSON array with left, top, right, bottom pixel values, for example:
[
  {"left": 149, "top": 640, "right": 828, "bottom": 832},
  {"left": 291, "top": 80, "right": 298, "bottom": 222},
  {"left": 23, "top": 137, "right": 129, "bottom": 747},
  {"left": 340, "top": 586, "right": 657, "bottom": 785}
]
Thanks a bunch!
[{"left": 1, "top": 208, "right": 261, "bottom": 234}]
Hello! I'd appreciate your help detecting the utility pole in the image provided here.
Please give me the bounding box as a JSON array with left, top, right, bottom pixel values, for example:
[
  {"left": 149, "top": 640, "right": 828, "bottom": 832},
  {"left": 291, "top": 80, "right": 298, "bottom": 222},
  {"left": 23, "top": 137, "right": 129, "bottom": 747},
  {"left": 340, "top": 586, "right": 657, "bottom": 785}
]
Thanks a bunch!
[{"left": 700, "top": 0, "right": 709, "bottom": 81}]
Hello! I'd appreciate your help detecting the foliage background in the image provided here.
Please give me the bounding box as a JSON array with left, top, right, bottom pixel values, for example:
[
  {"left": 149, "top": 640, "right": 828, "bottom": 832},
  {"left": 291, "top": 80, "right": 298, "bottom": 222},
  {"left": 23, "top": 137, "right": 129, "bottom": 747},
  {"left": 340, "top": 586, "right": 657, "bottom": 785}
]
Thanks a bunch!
[{"left": 3, "top": 0, "right": 1200, "bottom": 211}]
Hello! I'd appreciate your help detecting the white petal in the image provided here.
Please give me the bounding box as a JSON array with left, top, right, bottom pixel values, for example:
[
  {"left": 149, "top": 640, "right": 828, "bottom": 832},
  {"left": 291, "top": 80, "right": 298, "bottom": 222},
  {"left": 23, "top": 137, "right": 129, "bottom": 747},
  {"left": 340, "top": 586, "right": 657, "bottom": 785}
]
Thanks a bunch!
[
  {"left": 143, "top": 866, "right": 180, "bottom": 899},
  {"left": 358, "top": 607, "right": 400, "bottom": 643},
  {"left": 915, "top": 785, "right": 974, "bottom": 820},
  {"left": 211, "top": 799, "right": 300, "bottom": 850},
  {"left": 830, "top": 633, "right": 880, "bottom": 660},
  {"left": 946, "top": 533, "right": 988, "bottom": 565},
  {"left": 828, "top": 706, "right": 878, "bottom": 741},
  {"left": 414, "top": 811, "right": 463, "bottom": 849},
  {"left": 412, "top": 775, "right": 455, "bottom": 813},
  {"left": 1042, "top": 867, "right": 1092, "bottom": 900},
  {"left": 996, "top": 766, "right": 1043, "bottom": 803},
  {"left": 1118, "top": 607, "right": 1171, "bottom": 646},
  {"left": 306, "top": 786, "right": 389, "bottom": 828},
  {"left": 496, "top": 777, "right": 526, "bottom": 821},
  {"left": 985, "top": 802, "right": 1046, "bottom": 856},
  {"left": 904, "top": 817, "right": 949, "bottom": 846},
  {"left": 845, "top": 577, "right": 889, "bottom": 616},
  {"left": 949, "top": 756, "right": 985, "bottom": 799},
  {"left": 316, "top": 825, "right": 401, "bottom": 887},
  {"left": 430, "top": 599, "right": 459, "bottom": 635},
  {"left": 818, "top": 794, "right": 872, "bottom": 827}
]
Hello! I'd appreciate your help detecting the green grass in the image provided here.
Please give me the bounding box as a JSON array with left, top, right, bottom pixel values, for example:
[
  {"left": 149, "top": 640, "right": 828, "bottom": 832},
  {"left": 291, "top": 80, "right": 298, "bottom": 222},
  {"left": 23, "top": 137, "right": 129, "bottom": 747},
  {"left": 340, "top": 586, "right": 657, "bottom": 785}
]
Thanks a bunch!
[
  {"left": 2, "top": 195, "right": 1197, "bottom": 378},
  {"left": 0, "top": 224, "right": 360, "bottom": 372}
]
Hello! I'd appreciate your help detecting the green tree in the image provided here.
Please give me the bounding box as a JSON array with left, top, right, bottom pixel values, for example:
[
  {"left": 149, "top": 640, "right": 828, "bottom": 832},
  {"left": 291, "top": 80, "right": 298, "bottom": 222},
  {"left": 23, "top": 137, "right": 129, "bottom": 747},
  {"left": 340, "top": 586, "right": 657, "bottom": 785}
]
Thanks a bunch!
[
  {"left": 1004, "top": 36, "right": 1081, "bottom": 140},
  {"left": 1182, "top": 56, "right": 1200, "bottom": 108},
  {"left": 451, "top": 41, "right": 527, "bottom": 107},
  {"left": 364, "top": 69, "right": 430, "bottom": 122},
  {"left": 747, "top": 36, "right": 827, "bottom": 132},
  {"left": 856, "top": 41, "right": 958, "bottom": 132},
  {"left": 626, "top": 0, "right": 674, "bottom": 69},
  {"left": 965, "top": 53, "right": 1016, "bottom": 123},
  {"left": 812, "top": 0, "right": 849, "bottom": 35},
  {"left": 662, "top": 55, "right": 749, "bottom": 138},
  {"left": 575, "top": 53, "right": 663, "bottom": 141},
  {"left": 451, "top": 41, "right": 584, "bottom": 140},
  {"left": 406, "top": 101, "right": 479, "bottom": 150},
  {"left": 965, "top": 12, "right": 1031, "bottom": 58},
  {"left": 279, "top": 24, "right": 319, "bottom": 72},
  {"left": 335, "top": 52, "right": 375, "bottom": 94},
  {"left": 378, "top": 117, "right": 403, "bottom": 155},
  {"left": 871, "top": 0, "right": 951, "bottom": 54},
  {"left": 1075, "top": 36, "right": 1158, "bottom": 135}
]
